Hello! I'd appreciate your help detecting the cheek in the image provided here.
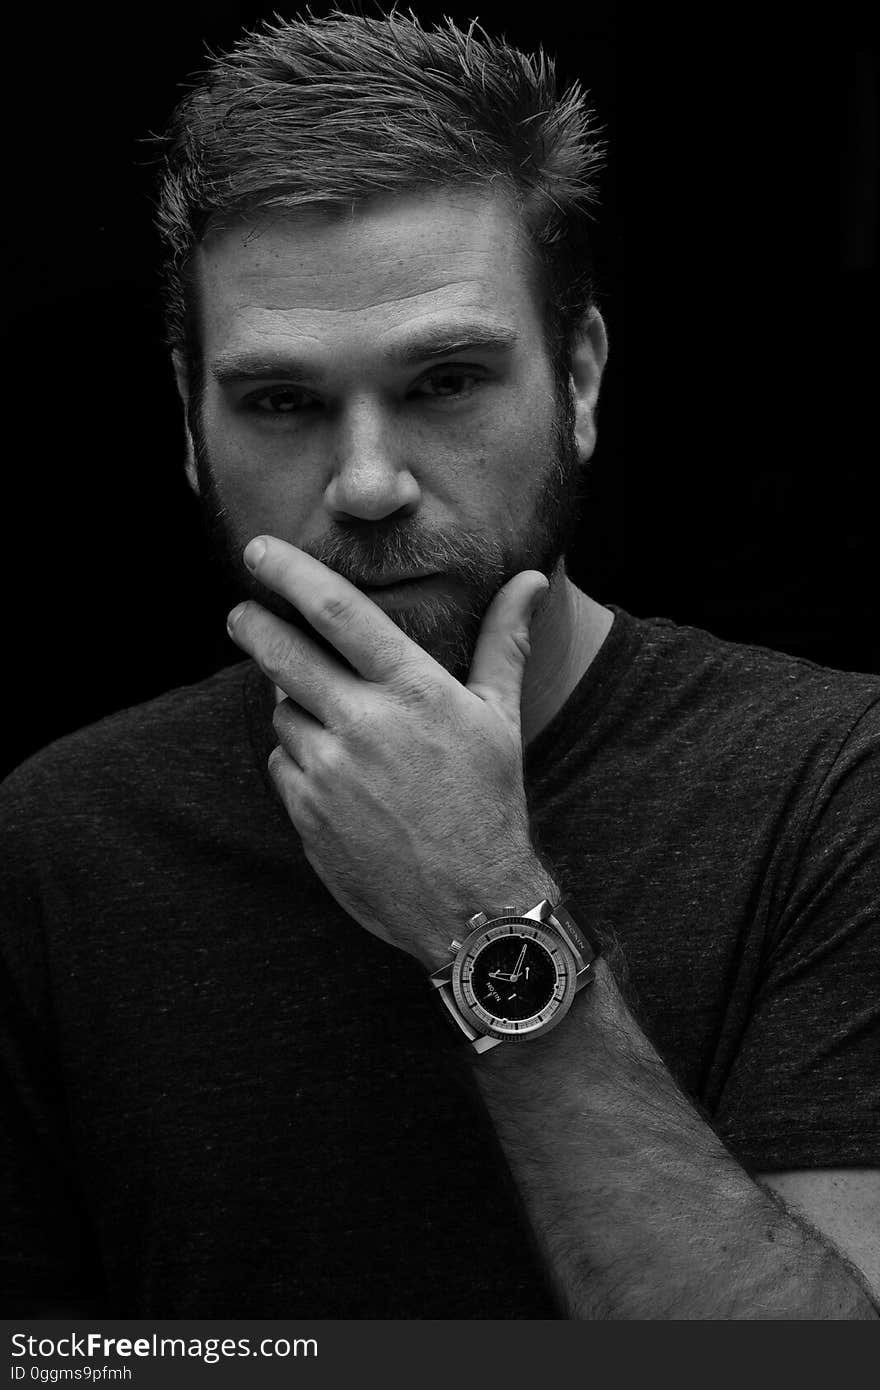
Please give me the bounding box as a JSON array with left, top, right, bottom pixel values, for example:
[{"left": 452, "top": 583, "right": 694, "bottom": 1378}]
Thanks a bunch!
[
  {"left": 224, "top": 467, "right": 314, "bottom": 526},
  {"left": 203, "top": 415, "right": 324, "bottom": 538},
  {"left": 492, "top": 421, "right": 554, "bottom": 509}
]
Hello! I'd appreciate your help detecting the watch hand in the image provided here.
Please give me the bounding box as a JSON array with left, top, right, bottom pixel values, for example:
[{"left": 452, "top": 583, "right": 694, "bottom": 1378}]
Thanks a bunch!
[{"left": 510, "top": 943, "right": 528, "bottom": 981}]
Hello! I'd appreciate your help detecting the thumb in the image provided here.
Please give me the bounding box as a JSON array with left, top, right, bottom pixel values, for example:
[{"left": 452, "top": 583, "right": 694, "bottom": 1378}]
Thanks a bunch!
[{"left": 466, "top": 571, "right": 550, "bottom": 723}]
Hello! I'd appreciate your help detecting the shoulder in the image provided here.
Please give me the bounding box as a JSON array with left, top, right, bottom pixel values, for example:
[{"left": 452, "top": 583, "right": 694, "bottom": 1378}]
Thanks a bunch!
[
  {"left": 620, "top": 608, "right": 880, "bottom": 762},
  {"left": 0, "top": 659, "right": 259, "bottom": 834}
]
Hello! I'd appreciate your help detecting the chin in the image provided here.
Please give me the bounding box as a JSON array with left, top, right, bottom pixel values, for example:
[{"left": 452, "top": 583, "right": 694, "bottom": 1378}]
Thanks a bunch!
[{"left": 389, "top": 603, "right": 480, "bottom": 683}]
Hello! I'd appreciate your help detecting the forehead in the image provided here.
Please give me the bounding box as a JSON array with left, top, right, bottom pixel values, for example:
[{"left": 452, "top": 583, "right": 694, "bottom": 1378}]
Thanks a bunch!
[{"left": 194, "top": 187, "right": 544, "bottom": 361}]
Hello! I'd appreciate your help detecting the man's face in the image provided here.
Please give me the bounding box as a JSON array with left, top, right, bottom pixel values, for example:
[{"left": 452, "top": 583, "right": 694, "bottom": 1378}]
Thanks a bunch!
[{"left": 181, "top": 187, "right": 592, "bottom": 681}]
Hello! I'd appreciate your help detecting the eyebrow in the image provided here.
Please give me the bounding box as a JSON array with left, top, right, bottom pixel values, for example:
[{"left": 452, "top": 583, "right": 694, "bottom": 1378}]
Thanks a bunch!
[{"left": 210, "top": 323, "right": 519, "bottom": 386}]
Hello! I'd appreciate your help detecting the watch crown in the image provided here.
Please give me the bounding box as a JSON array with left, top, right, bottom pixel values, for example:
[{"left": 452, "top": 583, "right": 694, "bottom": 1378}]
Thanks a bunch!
[
  {"left": 449, "top": 938, "right": 463, "bottom": 953},
  {"left": 501, "top": 906, "right": 518, "bottom": 916},
  {"left": 466, "top": 912, "right": 489, "bottom": 931}
]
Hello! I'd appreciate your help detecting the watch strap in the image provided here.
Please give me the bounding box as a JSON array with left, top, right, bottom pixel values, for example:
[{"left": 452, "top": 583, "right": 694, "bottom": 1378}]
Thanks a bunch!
[
  {"left": 432, "top": 983, "right": 504, "bottom": 1052},
  {"left": 547, "top": 900, "right": 600, "bottom": 968}
]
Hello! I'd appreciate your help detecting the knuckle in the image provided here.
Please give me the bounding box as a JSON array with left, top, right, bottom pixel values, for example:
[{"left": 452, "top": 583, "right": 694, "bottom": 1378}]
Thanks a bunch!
[
  {"left": 261, "top": 633, "right": 293, "bottom": 680},
  {"left": 389, "top": 658, "right": 438, "bottom": 704},
  {"left": 342, "top": 702, "right": 382, "bottom": 750},
  {"left": 398, "top": 677, "right": 436, "bottom": 707},
  {"left": 271, "top": 700, "right": 291, "bottom": 735},
  {"left": 314, "top": 593, "right": 353, "bottom": 630},
  {"left": 309, "top": 736, "right": 341, "bottom": 780}
]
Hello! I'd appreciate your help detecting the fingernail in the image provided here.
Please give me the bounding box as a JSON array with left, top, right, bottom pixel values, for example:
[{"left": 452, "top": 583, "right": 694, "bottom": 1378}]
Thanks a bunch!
[
  {"left": 244, "top": 538, "right": 267, "bottom": 571},
  {"left": 227, "top": 603, "right": 248, "bottom": 629}
]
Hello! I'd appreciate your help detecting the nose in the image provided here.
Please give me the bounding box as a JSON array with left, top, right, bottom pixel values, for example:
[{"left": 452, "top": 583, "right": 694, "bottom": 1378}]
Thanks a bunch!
[{"left": 324, "top": 398, "right": 420, "bottom": 523}]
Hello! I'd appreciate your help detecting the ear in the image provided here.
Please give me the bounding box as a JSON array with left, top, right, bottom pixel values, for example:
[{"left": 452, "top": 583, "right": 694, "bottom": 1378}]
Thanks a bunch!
[
  {"left": 172, "top": 349, "right": 200, "bottom": 496},
  {"left": 570, "top": 307, "right": 609, "bottom": 463}
]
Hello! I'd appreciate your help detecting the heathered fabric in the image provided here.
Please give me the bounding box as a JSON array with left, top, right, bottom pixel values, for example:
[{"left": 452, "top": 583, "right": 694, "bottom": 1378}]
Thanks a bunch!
[{"left": 1, "top": 605, "right": 878, "bottom": 1316}]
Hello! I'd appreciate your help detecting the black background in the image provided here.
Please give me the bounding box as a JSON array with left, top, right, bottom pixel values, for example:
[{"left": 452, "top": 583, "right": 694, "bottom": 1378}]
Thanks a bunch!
[{"left": 2, "top": 2, "right": 877, "bottom": 778}]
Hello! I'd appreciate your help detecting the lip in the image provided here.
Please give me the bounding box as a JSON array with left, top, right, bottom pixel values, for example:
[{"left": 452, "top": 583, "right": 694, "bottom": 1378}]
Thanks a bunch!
[
  {"left": 359, "top": 572, "right": 439, "bottom": 589},
  {"left": 359, "top": 573, "right": 445, "bottom": 607}
]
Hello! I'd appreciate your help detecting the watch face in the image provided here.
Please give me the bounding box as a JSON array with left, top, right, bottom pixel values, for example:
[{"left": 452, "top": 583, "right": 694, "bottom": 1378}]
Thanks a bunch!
[{"left": 451, "top": 918, "right": 577, "bottom": 1041}]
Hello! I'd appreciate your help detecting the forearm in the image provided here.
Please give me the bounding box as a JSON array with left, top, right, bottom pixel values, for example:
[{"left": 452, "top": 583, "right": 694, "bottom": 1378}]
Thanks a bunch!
[{"left": 470, "top": 958, "right": 878, "bottom": 1320}]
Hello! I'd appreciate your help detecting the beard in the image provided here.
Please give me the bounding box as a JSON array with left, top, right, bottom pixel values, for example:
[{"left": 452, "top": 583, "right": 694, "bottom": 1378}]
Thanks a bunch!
[{"left": 190, "top": 386, "right": 584, "bottom": 684}]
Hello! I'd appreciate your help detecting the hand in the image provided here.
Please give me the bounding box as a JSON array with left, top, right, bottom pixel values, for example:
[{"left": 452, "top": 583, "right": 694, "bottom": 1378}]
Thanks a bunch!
[{"left": 226, "top": 535, "right": 553, "bottom": 970}]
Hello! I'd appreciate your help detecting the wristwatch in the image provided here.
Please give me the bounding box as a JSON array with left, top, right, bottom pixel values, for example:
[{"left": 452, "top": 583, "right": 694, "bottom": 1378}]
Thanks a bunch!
[{"left": 429, "top": 899, "right": 599, "bottom": 1053}]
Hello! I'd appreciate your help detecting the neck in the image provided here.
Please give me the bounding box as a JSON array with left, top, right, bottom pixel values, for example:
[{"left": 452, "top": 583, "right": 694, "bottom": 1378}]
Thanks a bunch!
[{"left": 520, "top": 564, "right": 613, "bottom": 747}]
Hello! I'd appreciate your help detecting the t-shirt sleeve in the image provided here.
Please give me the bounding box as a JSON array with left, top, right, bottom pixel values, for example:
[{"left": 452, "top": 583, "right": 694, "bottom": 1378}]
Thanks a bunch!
[
  {"left": 712, "top": 696, "right": 880, "bottom": 1171},
  {"left": 0, "top": 764, "right": 107, "bottom": 1310}
]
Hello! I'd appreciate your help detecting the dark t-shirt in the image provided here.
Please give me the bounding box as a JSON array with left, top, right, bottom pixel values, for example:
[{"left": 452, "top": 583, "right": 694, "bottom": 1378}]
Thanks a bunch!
[{"left": 1, "top": 606, "right": 879, "bottom": 1316}]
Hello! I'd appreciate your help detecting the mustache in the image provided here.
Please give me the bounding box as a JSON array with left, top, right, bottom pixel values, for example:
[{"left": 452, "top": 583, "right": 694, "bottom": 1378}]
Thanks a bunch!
[{"left": 303, "top": 521, "right": 505, "bottom": 591}]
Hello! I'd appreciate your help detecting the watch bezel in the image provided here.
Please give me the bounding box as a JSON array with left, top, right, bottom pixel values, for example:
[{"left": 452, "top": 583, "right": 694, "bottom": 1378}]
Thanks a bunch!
[{"left": 450, "top": 915, "right": 578, "bottom": 1042}]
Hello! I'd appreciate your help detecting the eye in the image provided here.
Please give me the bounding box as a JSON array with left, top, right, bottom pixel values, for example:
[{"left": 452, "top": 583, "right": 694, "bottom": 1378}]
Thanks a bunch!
[
  {"left": 244, "top": 386, "right": 317, "bottom": 415},
  {"left": 414, "top": 369, "right": 484, "bottom": 400}
]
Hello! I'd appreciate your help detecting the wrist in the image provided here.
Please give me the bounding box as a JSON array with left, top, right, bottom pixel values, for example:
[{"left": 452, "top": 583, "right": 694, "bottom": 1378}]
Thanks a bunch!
[
  {"left": 473, "top": 955, "right": 613, "bottom": 1069},
  {"left": 421, "top": 861, "right": 562, "bottom": 973}
]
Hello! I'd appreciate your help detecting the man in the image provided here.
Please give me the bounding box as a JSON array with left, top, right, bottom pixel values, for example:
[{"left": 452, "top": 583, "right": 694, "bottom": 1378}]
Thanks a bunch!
[{"left": 1, "top": 7, "right": 878, "bottom": 1319}]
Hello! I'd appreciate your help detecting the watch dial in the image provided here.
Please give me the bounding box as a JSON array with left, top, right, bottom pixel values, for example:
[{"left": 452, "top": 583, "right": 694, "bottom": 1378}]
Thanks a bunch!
[{"left": 469, "top": 934, "right": 559, "bottom": 1021}]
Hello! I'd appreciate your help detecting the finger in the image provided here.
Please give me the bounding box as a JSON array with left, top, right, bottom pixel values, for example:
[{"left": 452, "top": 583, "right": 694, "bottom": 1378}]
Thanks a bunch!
[
  {"left": 228, "top": 601, "right": 359, "bottom": 727},
  {"left": 266, "top": 743, "right": 321, "bottom": 839},
  {"left": 242, "top": 534, "right": 423, "bottom": 683},
  {"left": 467, "top": 571, "right": 549, "bottom": 725},
  {"left": 272, "top": 697, "right": 328, "bottom": 770}
]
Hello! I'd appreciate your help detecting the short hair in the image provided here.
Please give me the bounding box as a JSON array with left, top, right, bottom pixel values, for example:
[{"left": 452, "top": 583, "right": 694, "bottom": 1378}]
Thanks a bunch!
[{"left": 153, "top": 4, "right": 606, "bottom": 390}]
